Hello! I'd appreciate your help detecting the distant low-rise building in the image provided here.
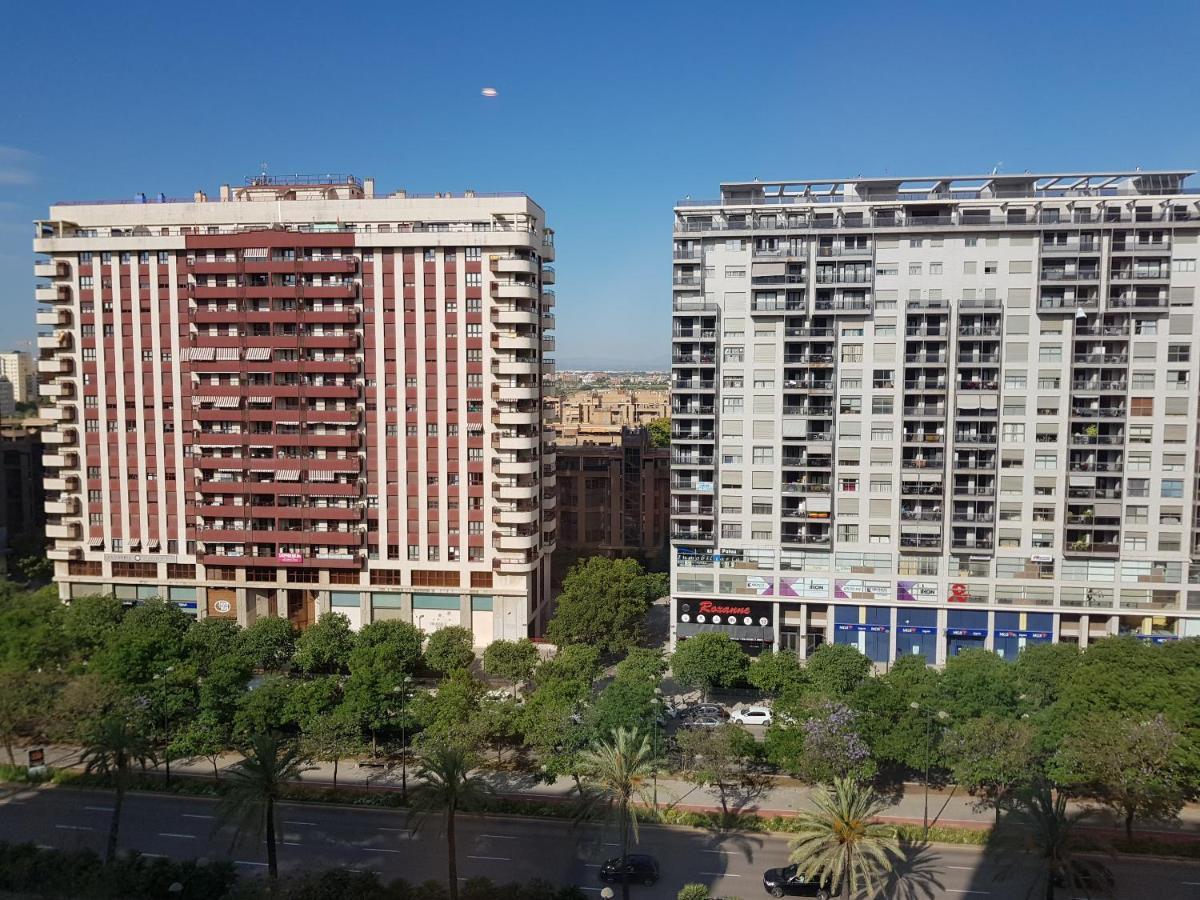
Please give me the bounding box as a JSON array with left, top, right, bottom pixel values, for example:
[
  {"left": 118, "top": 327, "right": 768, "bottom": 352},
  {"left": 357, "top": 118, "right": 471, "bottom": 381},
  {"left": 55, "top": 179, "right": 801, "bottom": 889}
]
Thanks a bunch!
[
  {"left": 556, "top": 427, "right": 670, "bottom": 562},
  {"left": 552, "top": 389, "right": 669, "bottom": 445},
  {"left": 0, "top": 352, "right": 34, "bottom": 405}
]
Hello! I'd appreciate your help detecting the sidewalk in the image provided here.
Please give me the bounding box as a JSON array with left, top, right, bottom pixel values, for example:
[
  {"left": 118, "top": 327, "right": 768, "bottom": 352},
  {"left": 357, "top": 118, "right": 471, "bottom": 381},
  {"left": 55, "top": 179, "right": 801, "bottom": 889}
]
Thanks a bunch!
[{"left": 23, "top": 743, "right": 1200, "bottom": 837}]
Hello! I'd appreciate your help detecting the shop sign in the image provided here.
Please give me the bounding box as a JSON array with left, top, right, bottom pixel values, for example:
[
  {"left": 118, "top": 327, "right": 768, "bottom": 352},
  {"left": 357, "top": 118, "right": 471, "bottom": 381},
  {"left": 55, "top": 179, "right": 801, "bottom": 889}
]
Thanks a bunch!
[
  {"left": 677, "top": 599, "right": 774, "bottom": 628},
  {"left": 897, "top": 581, "right": 938, "bottom": 602}
]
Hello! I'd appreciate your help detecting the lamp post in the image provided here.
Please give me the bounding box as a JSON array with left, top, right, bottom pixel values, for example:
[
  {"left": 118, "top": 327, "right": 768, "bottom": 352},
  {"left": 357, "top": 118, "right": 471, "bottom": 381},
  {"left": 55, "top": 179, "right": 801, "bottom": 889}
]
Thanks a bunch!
[
  {"left": 392, "top": 675, "right": 413, "bottom": 803},
  {"left": 652, "top": 687, "right": 663, "bottom": 809},
  {"left": 909, "top": 702, "right": 948, "bottom": 838}
]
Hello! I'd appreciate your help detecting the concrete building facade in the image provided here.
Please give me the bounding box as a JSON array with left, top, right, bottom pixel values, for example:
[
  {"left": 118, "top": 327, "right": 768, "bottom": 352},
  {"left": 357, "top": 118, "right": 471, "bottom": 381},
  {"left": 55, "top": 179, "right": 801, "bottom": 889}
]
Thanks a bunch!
[
  {"left": 671, "top": 171, "right": 1200, "bottom": 662},
  {"left": 34, "top": 174, "right": 556, "bottom": 643},
  {"left": 557, "top": 427, "right": 670, "bottom": 560},
  {"left": 0, "top": 352, "right": 35, "bottom": 405}
]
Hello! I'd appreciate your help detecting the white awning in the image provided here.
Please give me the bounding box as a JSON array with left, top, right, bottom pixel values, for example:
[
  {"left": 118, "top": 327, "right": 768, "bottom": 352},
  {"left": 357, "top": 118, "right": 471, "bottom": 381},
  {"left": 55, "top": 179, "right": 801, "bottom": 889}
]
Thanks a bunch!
[
  {"left": 214, "top": 396, "right": 240, "bottom": 409},
  {"left": 275, "top": 470, "right": 301, "bottom": 481},
  {"left": 308, "top": 470, "right": 336, "bottom": 482},
  {"left": 187, "top": 347, "right": 216, "bottom": 361},
  {"left": 215, "top": 348, "right": 239, "bottom": 360},
  {"left": 244, "top": 347, "right": 272, "bottom": 361}
]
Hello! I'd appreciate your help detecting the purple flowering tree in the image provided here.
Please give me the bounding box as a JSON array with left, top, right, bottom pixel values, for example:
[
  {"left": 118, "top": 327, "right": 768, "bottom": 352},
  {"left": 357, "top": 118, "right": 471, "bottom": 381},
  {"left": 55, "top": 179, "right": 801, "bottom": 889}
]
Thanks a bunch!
[{"left": 796, "top": 700, "right": 875, "bottom": 786}]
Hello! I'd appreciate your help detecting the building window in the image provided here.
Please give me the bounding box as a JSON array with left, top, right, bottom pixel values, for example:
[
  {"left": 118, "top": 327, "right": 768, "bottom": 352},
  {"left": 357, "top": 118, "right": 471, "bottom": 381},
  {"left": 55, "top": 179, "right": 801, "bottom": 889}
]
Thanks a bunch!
[
  {"left": 1162, "top": 479, "right": 1184, "bottom": 499},
  {"left": 1130, "top": 397, "right": 1154, "bottom": 416}
]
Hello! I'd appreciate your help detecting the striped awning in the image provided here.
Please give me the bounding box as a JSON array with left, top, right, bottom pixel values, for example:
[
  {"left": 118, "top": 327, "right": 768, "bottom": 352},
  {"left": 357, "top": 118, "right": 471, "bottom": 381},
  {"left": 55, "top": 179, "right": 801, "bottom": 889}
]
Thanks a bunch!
[
  {"left": 216, "top": 348, "right": 239, "bottom": 360},
  {"left": 275, "top": 470, "right": 302, "bottom": 481},
  {"left": 244, "top": 347, "right": 272, "bottom": 361},
  {"left": 214, "top": 397, "right": 240, "bottom": 409},
  {"left": 247, "top": 396, "right": 272, "bottom": 405},
  {"left": 308, "top": 470, "right": 336, "bottom": 482},
  {"left": 187, "top": 347, "right": 216, "bottom": 361}
]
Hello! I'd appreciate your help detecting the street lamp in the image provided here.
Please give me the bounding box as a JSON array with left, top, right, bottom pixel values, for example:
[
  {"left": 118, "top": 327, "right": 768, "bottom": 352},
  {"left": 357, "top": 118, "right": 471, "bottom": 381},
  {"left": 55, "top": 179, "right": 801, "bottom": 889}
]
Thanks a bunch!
[
  {"left": 392, "top": 675, "right": 414, "bottom": 803},
  {"left": 652, "top": 691, "right": 662, "bottom": 811},
  {"left": 909, "top": 702, "right": 948, "bottom": 837},
  {"left": 600, "top": 888, "right": 615, "bottom": 900}
]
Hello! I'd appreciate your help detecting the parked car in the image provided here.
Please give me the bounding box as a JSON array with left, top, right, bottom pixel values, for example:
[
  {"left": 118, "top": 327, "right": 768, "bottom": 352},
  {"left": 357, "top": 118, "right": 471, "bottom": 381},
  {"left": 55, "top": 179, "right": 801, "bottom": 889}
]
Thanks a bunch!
[
  {"left": 730, "top": 705, "right": 773, "bottom": 726},
  {"left": 762, "top": 864, "right": 831, "bottom": 898},
  {"left": 599, "top": 854, "right": 660, "bottom": 886},
  {"left": 681, "top": 715, "right": 723, "bottom": 730},
  {"left": 685, "top": 703, "right": 729, "bottom": 720}
]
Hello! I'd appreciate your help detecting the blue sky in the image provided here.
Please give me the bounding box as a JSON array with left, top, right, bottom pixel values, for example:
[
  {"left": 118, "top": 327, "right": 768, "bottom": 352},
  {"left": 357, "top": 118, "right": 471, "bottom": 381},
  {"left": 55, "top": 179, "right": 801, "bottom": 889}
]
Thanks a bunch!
[{"left": 2, "top": 0, "right": 1199, "bottom": 368}]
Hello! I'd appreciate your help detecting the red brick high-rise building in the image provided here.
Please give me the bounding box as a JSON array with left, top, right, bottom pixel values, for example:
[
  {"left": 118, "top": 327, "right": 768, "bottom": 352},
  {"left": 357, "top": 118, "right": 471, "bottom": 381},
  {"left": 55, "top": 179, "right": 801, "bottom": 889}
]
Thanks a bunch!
[{"left": 34, "top": 175, "right": 556, "bottom": 643}]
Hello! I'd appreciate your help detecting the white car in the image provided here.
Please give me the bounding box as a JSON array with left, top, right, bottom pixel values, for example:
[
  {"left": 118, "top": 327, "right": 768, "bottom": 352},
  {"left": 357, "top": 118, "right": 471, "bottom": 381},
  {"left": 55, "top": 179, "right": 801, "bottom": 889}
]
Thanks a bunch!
[{"left": 730, "top": 705, "right": 773, "bottom": 727}]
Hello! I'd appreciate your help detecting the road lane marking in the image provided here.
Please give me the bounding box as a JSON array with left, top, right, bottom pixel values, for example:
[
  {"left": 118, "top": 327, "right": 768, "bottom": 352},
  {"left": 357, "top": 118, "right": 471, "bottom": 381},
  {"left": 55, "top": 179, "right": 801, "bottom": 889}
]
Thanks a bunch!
[
  {"left": 700, "top": 872, "right": 739, "bottom": 877},
  {"left": 1182, "top": 883, "right": 1200, "bottom": 886},
  {"left": 947, "top": 865, "right": 977, "bottom": 871},
  {"left": 946, "top": 892, "right": 989, "bottom": 896},
  {"left": 363, "top": 847, "right": 404, "bottom": 854},
  {"left": 36, "top": 844, "right": 54, "bottom": 850},
  {"left": 700, "top": 849, "right": 729, "bottom": 853},
  {"left": 84, "top": 806, "right": 114, "bottom": 812},
  {"left": 583, "top": 864, "right": 602, "bottom": 868},
  {"left": 158, "top": 833, "right": 196, "bottom": 839},
  {"left": 379, "top": 827, "right": 410, "bottom": 832},
  {"left": 55, "top": 824, "right": 94, "bottom": 831},
  {"left": 285, "top": 820, "right": 317, "bottom": 826},
  {"left": 235, "top": 861, "right": 268, "bottom": 867},
  {"left": 140, "top": 853, "right": 167, "bottom": 858},
  {"left": 468, "top": 855, "right": 511, "bottom": 861},
  {"left": 479, "top": 834, "right": 518, "bottom": 840},
  {"left": 283, "top": 842, "right": 302, "bottom": 847},
  {"left": 182, "top": 814, "right": 214, "bottom": 820}
]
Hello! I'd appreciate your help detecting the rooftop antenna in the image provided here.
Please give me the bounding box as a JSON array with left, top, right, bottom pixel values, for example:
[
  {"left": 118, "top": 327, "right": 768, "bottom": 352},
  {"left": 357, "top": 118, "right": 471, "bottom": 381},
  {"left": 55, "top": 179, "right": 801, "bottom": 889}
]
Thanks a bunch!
[{"left": 991, "top": 162, "right": 1003, "bottom": 175}]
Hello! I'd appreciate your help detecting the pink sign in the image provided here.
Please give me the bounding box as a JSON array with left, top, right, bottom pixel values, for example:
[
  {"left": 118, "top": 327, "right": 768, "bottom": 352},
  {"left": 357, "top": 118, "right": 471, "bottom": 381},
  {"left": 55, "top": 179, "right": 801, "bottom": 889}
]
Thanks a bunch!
[{"left": 276, "top": 552, "right": 304, "bottom": 564}]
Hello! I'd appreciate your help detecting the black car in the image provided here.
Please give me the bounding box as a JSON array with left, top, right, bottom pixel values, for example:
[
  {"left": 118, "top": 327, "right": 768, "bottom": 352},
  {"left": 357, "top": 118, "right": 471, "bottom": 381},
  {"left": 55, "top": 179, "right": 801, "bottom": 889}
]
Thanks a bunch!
[
  {"left": 599, "top": 854, "right": 660, "bottom": 886},
  {"left": 1051, "top": 861, "right": 1115, "bottom": 895},
  {"left": 762, "top": 864, "right": 831, "bottom": 898}
]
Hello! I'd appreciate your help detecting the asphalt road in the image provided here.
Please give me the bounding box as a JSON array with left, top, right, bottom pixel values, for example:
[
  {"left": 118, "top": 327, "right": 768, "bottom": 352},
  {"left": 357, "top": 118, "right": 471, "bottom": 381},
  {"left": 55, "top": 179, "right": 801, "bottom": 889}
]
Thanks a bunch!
[{"left": 2, "top": 786, "right": 1199, "bottom": 899}]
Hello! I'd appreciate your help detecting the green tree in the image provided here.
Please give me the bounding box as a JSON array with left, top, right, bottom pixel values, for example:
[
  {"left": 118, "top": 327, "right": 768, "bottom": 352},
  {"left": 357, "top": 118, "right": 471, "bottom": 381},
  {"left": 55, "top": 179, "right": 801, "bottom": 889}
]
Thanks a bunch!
[
  {"left": 0, "top": 670, "right": 54, "bottom": 764},
  {"left": 301, "top": 713, "right": 365, "bottom": 787},
  {"left": 217, "top": 732, "right": 313, "bottom": 881},
  {"left": 91, "top": 599, "right": 191, "bottom": 688},
  {"left": 409, "top": 744, "right": 493, "bottom": 900},
  {"left": 293, "top": 612, "right": 356, "bottom": 675},
  {"left": 675, "top": 722, "right": 753, "bottom": 822},
  {"left": 646, "top": 417, "right": 671, "bottom": 449},
  {"left": 545, "top": 557, "right": 659, "bottom": 654},
  {"left": 0, "top": 584, "right": 66, "bottom": 671},
  {"left": 481, "top": 639, "right": 540, "bottom": 697},
  {"left": 424, "top": 626, "right": 477, "bottom": 676},
  {"left": 933, "top": 649, "right": 1018, "bottom": 719},
  {"left": 1052, "top": 712, "right": 1188, "bottom": 840},
  {"left": 1012, "top": 642, "right": 1081, "bottom": 711},
  {"left": 676, "top": 886, "right": 709, "bottom": 900},
  {"left": 614, "top": 647, "right": 667, "bottom": 685},
  {"left": 787, "top": 777, "right": 899, "bottom": 900},
  {"left": 575, "top": 728, "right": 655, "bottom": 900},
  {"left": 182, "top": 617, "right": 242, "bottom": 675},
  {"left": 234, "top": 675, "right": 298, "bottom": 740},
  {"left": 136, "top": 663, "right": 199, "bottom": 784},
  {"left": 341, "top": 620, "right": 425, "bottom": 753},
  {"left": 534, "top": 644, "right": 601, "bottom": 693},
  {"left": 235, "top": 616, "right": 297, "bottom": 672},
  {"left": 587, "top": 676, "right": 658, "bottom": 742},
  {"left": 170, "top": 710, "right": 229, "bottom": 779},
  {"left": 60, "top": 593, "right": 125, "bottom": 659},
  {"left": 475, "top": 696, "right": 524, "bottom": 765},
  {"left": 80, "top": 711, "right": 156, "bottom": 864},
  {"left": 748, "top": 650, "right": 809, "bottom": 698},
  {"left": 670, "top": 632, "right": 748, "bottom": 699},
  {"left": 48, "top": 672, "right": 121, "bottom": 743},
  {"left": 849, "top": 655, "right": 938, "bottom": 771},
  {"left": 410, "top": 669, "right": 486, "bottom": 750},
  {"left": 944, "top": 714, "right": 1037, "bottom": 822},
  {"left": 804, "top": 644, "right": 872, "bottom": 698}
]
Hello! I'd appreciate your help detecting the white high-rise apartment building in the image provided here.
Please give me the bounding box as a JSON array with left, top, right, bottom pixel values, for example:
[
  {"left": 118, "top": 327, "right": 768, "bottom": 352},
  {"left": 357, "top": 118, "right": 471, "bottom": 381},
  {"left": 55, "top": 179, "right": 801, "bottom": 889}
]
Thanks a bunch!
[
  {"left": 34, "top": 175, "right": 556, "bottom": 642},
  {"left": 0, "top": 352, "right": 34, "bottom": 405},
  {"left": 671, "top": 171, "right": 1200, "bottom": 663}
]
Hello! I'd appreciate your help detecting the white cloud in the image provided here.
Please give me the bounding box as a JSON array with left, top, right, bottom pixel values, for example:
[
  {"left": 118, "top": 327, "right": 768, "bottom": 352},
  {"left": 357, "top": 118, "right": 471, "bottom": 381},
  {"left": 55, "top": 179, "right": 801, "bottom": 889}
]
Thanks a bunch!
[{"left": 0, "top": 147, "right": 36, "bottom": 186}]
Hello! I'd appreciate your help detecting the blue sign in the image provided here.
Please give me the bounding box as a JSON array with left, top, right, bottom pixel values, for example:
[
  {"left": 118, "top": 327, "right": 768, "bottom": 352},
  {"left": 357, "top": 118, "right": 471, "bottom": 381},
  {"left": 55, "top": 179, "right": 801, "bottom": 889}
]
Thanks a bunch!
[
  {"left": 1135, "top": 634, "right": 1179, "bottom": 643},
  {"left": 946, "top": 628, "right": 987, "bottom": 638},
  {"left": 898, "top": 626, "right": 938, "bottom": 636},
  {"left": 836, "top": 623, "right": 889, "bottom": 633},
  {"left": 995, "top": 630, "right": 1051, "bottom": 639}
]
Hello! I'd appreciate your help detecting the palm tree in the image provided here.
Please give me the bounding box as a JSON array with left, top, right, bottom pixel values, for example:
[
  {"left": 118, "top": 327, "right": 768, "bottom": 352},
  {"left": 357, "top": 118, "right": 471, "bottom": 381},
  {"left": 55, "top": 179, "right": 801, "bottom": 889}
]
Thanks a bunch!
[
  {"left": 987, "top": 781, "right": 1111, "bottom": 900},
  {"left": 215, "top": 732, "right": 312, "bottom": 881},
  {"left": 408, "top": 743, "right": 493, "bottom": 900},
  {"left": 575, "top": 727, "right": 655, "bottom": 900},
  {"left": 788, "top": 776, "right": 900, "bottom": 900},
  {"left": 80, "top": 713, "right": 155, "bottom": 864}
]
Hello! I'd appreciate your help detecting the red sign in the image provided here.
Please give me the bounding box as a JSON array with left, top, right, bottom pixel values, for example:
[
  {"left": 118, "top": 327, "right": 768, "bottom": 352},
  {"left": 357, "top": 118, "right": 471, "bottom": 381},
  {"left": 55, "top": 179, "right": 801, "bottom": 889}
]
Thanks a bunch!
[
  {"left": 948, "top": 583, "right": 969, "bottom": 603},
  {"left": 27, "top": 748, "right": 45, "bottom": 767},
  {"left": 276, "top": 552, "right": 304, "bottom": 564},
  {"left": 698, "top": 600, "right": 752, "bottom": 616}
]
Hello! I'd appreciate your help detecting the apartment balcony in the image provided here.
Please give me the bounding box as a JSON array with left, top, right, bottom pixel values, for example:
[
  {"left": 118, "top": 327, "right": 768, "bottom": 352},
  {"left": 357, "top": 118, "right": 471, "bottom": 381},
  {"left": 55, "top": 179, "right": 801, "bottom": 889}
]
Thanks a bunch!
[
  {"left": 816, "top": 243, "right": 872, "bottom": 258},
  {"left": 1064, "top": 535, "right": 1121, "bottom": 557},
  {"left": 1070, "top": 405, "right": 1126, "bottom": 420},
  {"left": 495, "top": 479, "right": 538, "bottom": 501},
  {"left": 906, "top": 326, "right": 949, "bottom": 337},
  {"left": 672, "top": 478, "right": 712, "bottom": 494},
  {"left": 493, "top": 504, "right": 540, "bottom": 526},
  {"left": 672, "top": 327, "right": 717, "bottom": 341},
  {"left": 949, "top": 537, "right": 993, "bottom": 551},
  {"left": 36, "top": 285, "right": 69, "bottom": 303},
  {"left": 1040, "top": 239, "right": 1099, "bottom": 255},
  {"left": 1066, "top": 485, "right": 1123, "bottom": 500},
  {"left": 904, "top": 352, "right": 948, "bottom": 365},
  {"left": 492, "top": 530, "right": 540, "bottom": 552},
  {"left": 782, "top": 453, "right": 833, "bottom": 469},
  {"left": 1109, "top": 294, "right": 1169, "bottom": 310},
  {"left": 671, "top": 529, "right": 715, "bottom": 544},
  {"left": 784, "top": 326, "right": 835, "bottom": 338},
  {"left": 1109, "top": 267, "right": 1170, "bottom": 282},
  {"left": 953, "top": 454, "right": 996, "bottom": 472},
  {"left": 672, "top": 351, "right": 717, "bottom": 367},
  {"left": 781, "top": 481, "right": 832, "bottom": 494},
  {"left": 673, "top": 429, "right": 715, "bottom": 442},
  {"left": 751, "top": 297, "right": 804, "bottom": 314},
  {"left": 492, "top": 457, "right": 540, "bottom": 478},
  {"left": 783, "top": 352, "right": 835, "bottom": 366},
  {"left": 1065, "top": 514, "right": 1121, "bottom": 530},
  {"left": 957, "top": 324, "right": 1001, "bottom": 337},
  {"left": 44, "top": 496, "right": 80, "bottom": 516},
  {"left": 43, "top": 475, "right": 79, "bottom": 492},
  {"left": 813, "top": 295, "right": 872, "bottom": 313},
  {"left": 900, "top": 509, "right": 943, "bottom": 522},
  {"left": 34, "top": 260, "right": 65, "bottom": 278},
  {"left": 492, "top": 433, "right": 540, "bottom": 452},
  {"left": 959, "top": 297, "right": 1003, "bottom": 310},
  {"left": 1071, "top": 378, "right": 1127, "bottom": 393},
  {"left": 39, "top": 404, "right": 76, "bottom": 423},
  {"left": 673, "top": 297, "right": 720, "bottom": 313},
  {"left": 781, "top": 530, "right": 832, "bottom": 548},
  {"left": 493, "top": 384, "right": 540, "bottom": 402},
  {"left": 1072, "top": 352, "right": 1128, "bottom": 366},
  {"left": 671, "top": 503, "right": 715, "bottom": 518},
  {"left": 493, "top": 359, "right": 540, "bottom": 377},
  {"left": 902, "top": 379, "right": 948, "bottom": 392},
  {"left": 900, "top": 481, "right": 944, "bottom": 497},
  {"left": 1068, "top": 431, "right": 1124, "bottom": 446},
  {"left": 951, "top": 508, "right": 994, "bottom": 524},
  {"left": 36, "top": 308, "right": 71, "bottom": 328},
  {"left": 952, "top": 483, "right": 995, "bottom": 498},
  {"left": 900, "top": 534, "right": 942, "bottom": 550},
  {"left": 901, "top": 456, "right": 944, "bottom": 471},
  {"left": 489, "top": 255, "right": 539, "bottom": 276},
  {"left": 542, "top": 291, "right": 556, "bottom": 312},
  {"left": 671, "top": 453, "right": 714, "bottom": 468},
  {"left": 490, "top": 305, "right": 540, "bottom": 330},
  {"left": 46, "top": 521, "right": 82, "bottom": 541},
  {"left": 493, "top": 409, "right": 540, "bottom": 428},
  {"left": 957, "top": 376, "right": 1000, "bottom": 392},
  {"left": 672, "top": 276, "right": 702, "bottom": 290},
  {"left": 1111, "top": 240, "right": 1171, "bottom": 255},
  {"left": 673, "top": 377, "right": 716, "bottom": 391},
  {"left": 491, "top": 332, "right": 540, "bottom": 352},
  {"left": 902, "top": 431, "right": 945, "bottom": 445},
  {"left": 491, "top": 281, "right": 540, "bottom": 302},
  {"left": 903, "top": 405, "right": 946, "bottom": 419},
  {"left": 673, "top": 248, "right": 703, "bottom": 261},
  {"left": 1040, "top": 268, "right": 1100, "bottom": 283},
  {"left": 37, "top": 357, "right": 72, "bottom": 376},
  {"left": 953, "top": 431, "right": 997, "bottom": 445}
]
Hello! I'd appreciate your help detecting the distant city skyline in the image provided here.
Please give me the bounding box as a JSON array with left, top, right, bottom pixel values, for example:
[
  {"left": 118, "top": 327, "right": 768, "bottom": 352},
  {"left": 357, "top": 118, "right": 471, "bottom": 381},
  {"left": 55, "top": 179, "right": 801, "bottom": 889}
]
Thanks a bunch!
[{"left": 5, "top": 0, "right": 1200, "bottom": 368}]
